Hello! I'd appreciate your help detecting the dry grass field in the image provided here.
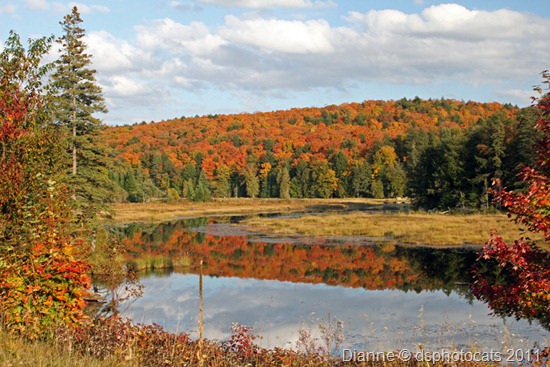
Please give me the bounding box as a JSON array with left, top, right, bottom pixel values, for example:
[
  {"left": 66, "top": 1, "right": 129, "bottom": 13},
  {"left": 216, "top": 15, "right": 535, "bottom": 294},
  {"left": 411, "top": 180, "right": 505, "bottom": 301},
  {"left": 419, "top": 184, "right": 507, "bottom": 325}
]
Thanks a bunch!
[
  {"left": 111, "top": 198, "right": 547, "bottom": 248},
  {"left": 111, "top": 197, "right": 395, "bottom": 223},
  {"left": 242, "top": 211, "right": 547, "bottom": 247}
]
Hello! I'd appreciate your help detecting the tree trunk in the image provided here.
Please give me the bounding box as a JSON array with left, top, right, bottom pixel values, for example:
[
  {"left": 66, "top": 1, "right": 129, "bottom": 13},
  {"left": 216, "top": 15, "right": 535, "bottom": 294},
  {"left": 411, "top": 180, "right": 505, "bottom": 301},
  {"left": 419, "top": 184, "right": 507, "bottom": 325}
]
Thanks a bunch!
[{"left": 72, "top": 95, "right": 77, "bottom": 176}]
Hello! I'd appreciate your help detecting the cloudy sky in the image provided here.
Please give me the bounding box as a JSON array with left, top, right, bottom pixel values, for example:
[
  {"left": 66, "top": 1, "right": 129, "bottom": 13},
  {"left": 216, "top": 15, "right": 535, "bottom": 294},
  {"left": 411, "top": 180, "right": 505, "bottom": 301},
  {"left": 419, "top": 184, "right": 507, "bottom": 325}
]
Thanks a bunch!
[{"left": 1, "top": 0, "right": 549, "bottom": 125}]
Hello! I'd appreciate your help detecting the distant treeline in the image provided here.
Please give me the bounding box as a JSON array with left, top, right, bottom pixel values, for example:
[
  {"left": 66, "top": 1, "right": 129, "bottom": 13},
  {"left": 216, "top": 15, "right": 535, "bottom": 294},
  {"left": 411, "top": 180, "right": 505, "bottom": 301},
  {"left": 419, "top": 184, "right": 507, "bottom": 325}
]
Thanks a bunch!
[{"left": 101, "top": 98, "right": 540, "bottom": 210}]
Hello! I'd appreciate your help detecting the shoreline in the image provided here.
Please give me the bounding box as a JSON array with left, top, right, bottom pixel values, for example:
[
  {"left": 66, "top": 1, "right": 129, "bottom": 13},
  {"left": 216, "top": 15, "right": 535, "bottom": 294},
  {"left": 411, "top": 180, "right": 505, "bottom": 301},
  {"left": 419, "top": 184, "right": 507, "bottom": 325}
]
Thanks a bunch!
[{"left": 108, "top": 198, "right": 547, "bottom": 248}]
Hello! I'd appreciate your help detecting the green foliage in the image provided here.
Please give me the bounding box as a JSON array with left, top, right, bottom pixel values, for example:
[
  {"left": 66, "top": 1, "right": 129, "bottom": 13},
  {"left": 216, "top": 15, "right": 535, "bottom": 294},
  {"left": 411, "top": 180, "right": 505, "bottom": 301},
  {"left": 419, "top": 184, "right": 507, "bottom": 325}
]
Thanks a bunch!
[
  {"left": 409, "top": 129, "right": 466, "bottom": 209},
  {"left": 167, "top": 187, "right": 180, "bottom": 201},
  {"left": 277, "top": 165, "right": 291, "bottom": 199},
  {"left": 194, "top": 170, "right": 212, "bottom": 202},
  {"left": 244, "top": 165, "right": 259, "bottom": 198},
  {"left": 51, "top": 6, "right": 113, "bottom": 224},
  {"left": 350, "top": 159, "right": 372, "bottom": 197},
  {"left": 310, "top": 159, "right": 338, "bottom": 198},
  {"left": 213, "top": 164, "right": 231, "bottom": 198}
]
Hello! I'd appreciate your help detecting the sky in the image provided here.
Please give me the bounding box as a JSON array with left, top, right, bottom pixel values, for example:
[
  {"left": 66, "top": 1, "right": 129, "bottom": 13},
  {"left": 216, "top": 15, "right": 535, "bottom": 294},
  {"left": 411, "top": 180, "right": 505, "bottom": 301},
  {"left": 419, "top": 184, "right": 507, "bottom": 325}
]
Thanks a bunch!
[{"left": 1, "top": 0, "right": 549, "bottom": 125}]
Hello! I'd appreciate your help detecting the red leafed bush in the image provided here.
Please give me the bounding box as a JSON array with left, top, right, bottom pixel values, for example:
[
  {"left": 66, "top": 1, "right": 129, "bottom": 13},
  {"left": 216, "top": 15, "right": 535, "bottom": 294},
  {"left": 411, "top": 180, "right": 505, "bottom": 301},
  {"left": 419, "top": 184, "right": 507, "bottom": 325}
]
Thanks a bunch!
[
  {"left": 471, "top": 233, "right": 550, "bottom": 323},
  {"left": 0, "top": 32, "right": 91, "bottom": 339},
  {"left": 472, "top": 71, "right": 550, "bottom": 326},
  {"left": 58, "top": 316, "right": 190, "bottom": 364}
]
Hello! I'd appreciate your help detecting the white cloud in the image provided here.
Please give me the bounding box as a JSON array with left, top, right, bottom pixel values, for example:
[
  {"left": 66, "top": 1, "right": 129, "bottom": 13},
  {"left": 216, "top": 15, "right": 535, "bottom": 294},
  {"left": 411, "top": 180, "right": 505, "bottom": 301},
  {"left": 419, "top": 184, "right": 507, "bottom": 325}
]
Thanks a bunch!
[
  {"left": 86, "top": 31, "right": 146, "bottom": 72},
  {"left": 103, "top": 75, "right": 147, "bottom": 98},
  {"left": 342, "top": 4, "right": 549, "bottom": 81},
  {"left": 199, "top": 0, "right": 335, "bottom": 9},
  {"left": 220, "top": 16, "right": 334, "bottom": 54},
  {"left": 84, "top": 3, "right": 550, "bottom": 123},
  {"left": 347, "top": 4, "right": 543, "bottom": 41},
  {"left": 135, "top": 18, "right": 226, "bottom": 55}
]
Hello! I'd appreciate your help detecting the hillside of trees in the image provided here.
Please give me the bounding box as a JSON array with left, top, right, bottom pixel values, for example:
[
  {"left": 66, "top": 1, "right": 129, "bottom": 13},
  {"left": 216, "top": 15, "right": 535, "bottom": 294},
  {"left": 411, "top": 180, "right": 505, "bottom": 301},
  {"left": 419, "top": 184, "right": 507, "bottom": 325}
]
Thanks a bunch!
[{"left": 101, "top": 98, "right": 540, "bottom": 210}]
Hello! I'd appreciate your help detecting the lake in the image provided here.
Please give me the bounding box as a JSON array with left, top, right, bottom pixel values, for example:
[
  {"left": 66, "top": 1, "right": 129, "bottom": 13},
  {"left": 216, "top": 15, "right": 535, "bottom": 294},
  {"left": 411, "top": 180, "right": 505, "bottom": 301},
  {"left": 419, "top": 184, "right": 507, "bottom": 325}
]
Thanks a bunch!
[{"left": 106, "top": 216, "right": 550, "bottom": 354}]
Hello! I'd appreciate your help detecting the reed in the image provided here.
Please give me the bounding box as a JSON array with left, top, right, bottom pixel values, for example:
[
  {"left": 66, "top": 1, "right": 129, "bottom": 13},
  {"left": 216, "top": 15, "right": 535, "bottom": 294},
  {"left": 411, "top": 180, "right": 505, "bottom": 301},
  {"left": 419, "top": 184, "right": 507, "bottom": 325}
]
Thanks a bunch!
[
  {"left": 242, "top": 212, "right": 547, "bottom": 248},
  {"left": 0, "top": 327, "right": 126, "bottom": 367},
  {"left": 111, "top": 198, "right": 396, "bottom": 223}
]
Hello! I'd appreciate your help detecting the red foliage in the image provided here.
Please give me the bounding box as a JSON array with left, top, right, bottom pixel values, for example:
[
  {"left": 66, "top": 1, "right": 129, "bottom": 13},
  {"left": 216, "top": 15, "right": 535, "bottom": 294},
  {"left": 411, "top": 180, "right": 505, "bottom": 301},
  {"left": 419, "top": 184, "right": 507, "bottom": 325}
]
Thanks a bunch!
[
  {"left": 471, "top": 234, "right": 550, "bottom": 320},
  {"left": 0, "top": 33, "right": 91, "bottom": 339},
  {"left": 472, "top": 71, "right": 550, "bottom": 325}
]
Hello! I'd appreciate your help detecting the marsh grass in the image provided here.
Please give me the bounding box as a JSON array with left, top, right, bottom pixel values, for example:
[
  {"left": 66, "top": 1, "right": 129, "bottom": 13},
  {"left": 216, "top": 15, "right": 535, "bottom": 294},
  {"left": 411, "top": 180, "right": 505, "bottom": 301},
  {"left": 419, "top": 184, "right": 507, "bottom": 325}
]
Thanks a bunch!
[
  {"left": 0, "top": 328, "right": 125, "bottom": 367},
  {"left": 112, "top": 198, "right": 395, "bottom": 223},
  {"left": 242, "top": 212, "right": 547, "bottom": 248}
]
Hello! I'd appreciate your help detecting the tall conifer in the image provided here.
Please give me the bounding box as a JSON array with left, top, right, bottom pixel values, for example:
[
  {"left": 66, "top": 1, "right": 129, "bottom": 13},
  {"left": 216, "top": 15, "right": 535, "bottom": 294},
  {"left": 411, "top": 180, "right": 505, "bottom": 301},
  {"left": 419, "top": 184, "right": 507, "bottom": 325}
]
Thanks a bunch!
[{"left": 52, "top": 6, "right": 112, "bottom": 223}]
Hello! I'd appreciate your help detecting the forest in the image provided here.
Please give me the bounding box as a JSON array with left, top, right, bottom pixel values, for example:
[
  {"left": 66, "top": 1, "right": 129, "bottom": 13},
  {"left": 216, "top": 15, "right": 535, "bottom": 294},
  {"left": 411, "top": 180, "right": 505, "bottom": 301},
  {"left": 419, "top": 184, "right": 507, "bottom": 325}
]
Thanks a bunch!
[{"left": 102, "top": 97, "right": 540, "bottom": 210}]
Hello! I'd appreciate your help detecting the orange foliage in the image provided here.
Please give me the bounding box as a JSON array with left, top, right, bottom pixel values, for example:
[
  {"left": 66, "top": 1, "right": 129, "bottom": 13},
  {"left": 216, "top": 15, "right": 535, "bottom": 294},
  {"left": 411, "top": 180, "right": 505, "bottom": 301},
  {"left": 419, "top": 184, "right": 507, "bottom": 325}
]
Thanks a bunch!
[{"left": 101, "top": 98, "right": 515, "bottom": 177}]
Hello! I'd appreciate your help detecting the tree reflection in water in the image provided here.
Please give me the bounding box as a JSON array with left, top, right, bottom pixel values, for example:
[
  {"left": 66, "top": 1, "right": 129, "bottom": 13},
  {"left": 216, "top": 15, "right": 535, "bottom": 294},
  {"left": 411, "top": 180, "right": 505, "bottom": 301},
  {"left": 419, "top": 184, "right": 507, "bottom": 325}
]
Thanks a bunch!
[{"left": 97, "top": 217, "right": 549, "bottom": 350}]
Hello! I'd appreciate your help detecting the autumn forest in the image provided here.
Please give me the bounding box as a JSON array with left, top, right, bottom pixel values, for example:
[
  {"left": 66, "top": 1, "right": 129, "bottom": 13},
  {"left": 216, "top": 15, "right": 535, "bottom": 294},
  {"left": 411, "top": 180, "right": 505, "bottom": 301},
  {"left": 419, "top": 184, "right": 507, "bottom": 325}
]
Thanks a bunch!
[{"left": 103, "top": 98, "right": 539, "bottom": 210}]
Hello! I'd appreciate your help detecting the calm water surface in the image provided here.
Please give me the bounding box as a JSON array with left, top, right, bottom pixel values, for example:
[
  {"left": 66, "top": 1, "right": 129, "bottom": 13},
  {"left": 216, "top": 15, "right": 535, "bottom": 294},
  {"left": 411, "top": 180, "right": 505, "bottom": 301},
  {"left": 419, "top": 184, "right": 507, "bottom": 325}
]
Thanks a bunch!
[{"left": 112, "top": 217, "right": 550, "bottom": 352}]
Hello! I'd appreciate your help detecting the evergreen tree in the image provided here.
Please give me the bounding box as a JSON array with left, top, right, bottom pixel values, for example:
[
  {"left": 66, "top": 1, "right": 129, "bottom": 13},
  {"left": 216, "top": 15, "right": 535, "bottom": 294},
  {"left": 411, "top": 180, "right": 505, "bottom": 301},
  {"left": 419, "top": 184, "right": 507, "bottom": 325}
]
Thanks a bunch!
[
  {"left": 350, "top": 159, "right": 372, "bottom": 197},
  {"left": 502, "top": 107, "right": 542, "bottom": 190},
  {"left": 53, "top": 6, "right": 107, "bottom": 174},
  {"left": 51, "top": 6, "right": 110, "bottom": 223},
  {"left": 385, "top": 162, "right": 407, "bottom": 198},
  {"left": 310, "top": 159, "right": 338, "bottom": 198},
  {"left": 213, "top": 164, "right": 231, "bottom": 198},
  {"left": 463, "top": 113, "right": 507, "bottom": 209},
  {"left": 331, "top": 150, "right": 349, "bottom": 197},
  {"left": 244, "top": 165, "right": 259, "bottom": 198},
  {"left": 276, "top": 165, "right": 291, "bottom": 199},
  {"left": 290, "top": 160, "right": 311, "bottom": 198},
  {"left": 410, "top": 129, "right": 466, "bottom": 209},
  {"left": 193, "top": 169, "right": 212, "bottom": 202}
]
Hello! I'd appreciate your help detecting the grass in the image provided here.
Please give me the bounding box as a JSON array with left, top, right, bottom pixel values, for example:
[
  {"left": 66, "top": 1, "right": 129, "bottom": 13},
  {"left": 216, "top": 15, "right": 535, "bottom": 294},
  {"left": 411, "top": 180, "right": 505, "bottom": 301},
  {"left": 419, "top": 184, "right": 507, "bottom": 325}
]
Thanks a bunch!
[
  {"left": 0, "top": 322, "right": 514, "bottom": 367},
  {"left": 111, "top": 197, "right": 399, "bottom": 223},
  {"left": 0, "top": 328, "right": 124, "bottom": 367},
  {"left": 111, "top": 198, "right": 548, "bottom": 248},
  {"left": 242, "top": 211, "right": 547, "bottom": 247}
]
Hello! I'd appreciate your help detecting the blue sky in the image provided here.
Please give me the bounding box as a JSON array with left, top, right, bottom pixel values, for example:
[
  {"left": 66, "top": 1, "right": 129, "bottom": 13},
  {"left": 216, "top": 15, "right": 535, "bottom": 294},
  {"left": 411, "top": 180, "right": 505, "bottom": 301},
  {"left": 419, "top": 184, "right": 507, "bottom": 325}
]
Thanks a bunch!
[{"left": 1, "top": 0, "right": 549, "bottom": 125}]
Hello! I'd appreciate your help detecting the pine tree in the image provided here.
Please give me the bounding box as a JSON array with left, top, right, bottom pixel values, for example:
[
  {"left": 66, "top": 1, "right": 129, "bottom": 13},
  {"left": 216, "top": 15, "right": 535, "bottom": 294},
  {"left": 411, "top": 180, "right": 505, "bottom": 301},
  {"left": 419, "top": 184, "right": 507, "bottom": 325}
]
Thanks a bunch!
[
  {"left": 51, "top": 6, "right": 111, "bottom": 223},
  {"left": 53, "top": 6, "right": 107, "bottom": 174},
  {"left": 244, "top": 165, "right": 259, "bottom": 198},
  {"left": 276, "top": 165, "right": 291, "bottom": 199}
]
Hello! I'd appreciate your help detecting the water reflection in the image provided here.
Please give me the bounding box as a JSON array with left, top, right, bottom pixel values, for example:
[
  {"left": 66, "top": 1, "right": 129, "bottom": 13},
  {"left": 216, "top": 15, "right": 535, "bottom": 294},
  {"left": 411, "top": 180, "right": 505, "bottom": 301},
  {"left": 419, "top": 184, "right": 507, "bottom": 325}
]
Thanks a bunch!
[
  {"left": 122, "top": 273, "right": 549, "bottom": 351},
  {"left": 112, "top": 217, "right": 550, "bottom": 351},
  {"left": 119, "top": 218, "right": 477, "bottom": 294}
]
